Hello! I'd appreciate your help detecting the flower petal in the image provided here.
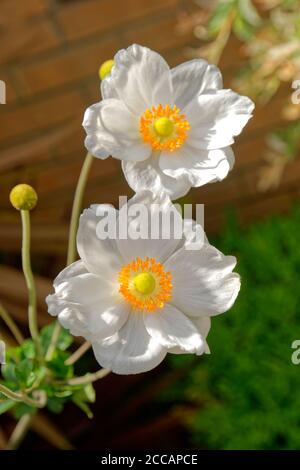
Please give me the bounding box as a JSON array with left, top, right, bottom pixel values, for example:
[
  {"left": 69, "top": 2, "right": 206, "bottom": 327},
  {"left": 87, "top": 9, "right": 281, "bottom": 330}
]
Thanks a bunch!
[
  {"left": 116, "top": 190, "right": 182, "bottom": 263},
  {"left": 144, "top": 303, "right": 205, "bottom": 353},
  {"left": 83, "top": 101, "right": 151, "bottom": 161},
  {"left": 169, "top": 316, "right": 211, "bottom": 355},
  {"left": 77, "top": 205, "right": 123, "bottom": 278},
  {"left": 47, "top": 272, "right": 130, "bottom": 341},
  {"left": 172, "top": 59, "right": 223, "bottom": 109},
  {"left": 165, "top": 243, "right": 241, "bottom": 317},
  {"left": 122, "top": 157, "right": 191, "bottom": 201},
  {"left": 159, "top": 146, "right": 234, "bottom": 186},
  {"left": 102, "top": 44, "right": 173, "bottom": 114},
  {"left": 185, "top": 89, "right": 254, "bottom": 150},
  {"left": 92, "top": 313, "right": 167, "bottom": 374}
]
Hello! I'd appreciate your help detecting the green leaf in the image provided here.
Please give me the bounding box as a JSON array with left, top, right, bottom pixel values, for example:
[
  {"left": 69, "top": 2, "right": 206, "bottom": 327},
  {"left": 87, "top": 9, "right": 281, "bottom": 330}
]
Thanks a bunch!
[
  {"left": 47, "top": 350, "right": 73, "bottom": 379},
  {"left": 207, "top": 0, "right": 236, "bottom": 37},
  {"left": 47, "top": 397, "right": 65, "bottom": 414},
  {"left": 41, "top": 323, "right": 73, "bottom": 354},
  {"left": 0, "top": 399, "right": 15, "bottom": 415},
  {"left": 238, "top": 0, "right": 261, "bottom": 27},
  {"left": 1, "top": 363, "right": 17, "bottom": 384},
  {"left": 15, "top": 359, "right": 35, "bottom": 388},
  {"left": 20, "top": 339, "right": 35, "bottom": 359},
  {"left": 14, "top": 402, "right": 37, "bottom": 419}
]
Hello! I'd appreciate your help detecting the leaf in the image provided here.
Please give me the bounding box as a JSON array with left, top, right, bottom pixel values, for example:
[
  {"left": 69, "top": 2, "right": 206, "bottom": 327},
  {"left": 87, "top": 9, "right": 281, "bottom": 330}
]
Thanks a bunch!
[
  {"left": 20, "top": 339, "right": 35, "bottom": 359},
  {"left": 207, "top": 0, "right": 236, "bottom": 37},
  {"left": 15, "top": 359, "right": 35, "bottom": 387},
  {"left": 238, "top": 0, "right": 261, "bottom": 27},
  {"left": 47, "top": 397, "right": 65, "bottom": 414},
  {"left": 14, "top": 402, "right": 37, "bottom": 419},
  {"left": 47, "top": 350, "right": 73, "bottom": 379},
  {"left": 1, "top": 363, "right": 17, "bottom": 384},
  {"left": 41, "top": 323, "right": 73, "bottom": 354},
  {"left": 0, "top": 399, "right": 15, "bottom": 415}
]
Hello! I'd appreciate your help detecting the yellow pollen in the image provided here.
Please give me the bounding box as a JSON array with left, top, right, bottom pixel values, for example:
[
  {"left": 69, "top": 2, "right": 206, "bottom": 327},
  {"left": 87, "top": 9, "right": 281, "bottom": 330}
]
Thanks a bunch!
[
  {"left": 118, "top": 257, "right": 172, "bottom": 312},
  {"left": 99, "top": 59, "right": 115, "bottom": 80},
  {"left": 154, "top": 117, "right": 174, "bottom": 137},
  {"left": 134, "top": 272, "right": 156, "bottom": 295},
  {"left": 140, "top": 104, "right": 190, "bottom": 152}
]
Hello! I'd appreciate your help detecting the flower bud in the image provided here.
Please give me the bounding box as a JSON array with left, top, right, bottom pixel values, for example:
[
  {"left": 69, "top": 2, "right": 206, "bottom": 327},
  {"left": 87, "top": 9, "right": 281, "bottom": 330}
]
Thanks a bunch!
[
  {"left": 10, "top": 184, "right": 38, "bottom": 211},
  {"left": 99, "top": 59, "right": 115, "bottom": 81}
]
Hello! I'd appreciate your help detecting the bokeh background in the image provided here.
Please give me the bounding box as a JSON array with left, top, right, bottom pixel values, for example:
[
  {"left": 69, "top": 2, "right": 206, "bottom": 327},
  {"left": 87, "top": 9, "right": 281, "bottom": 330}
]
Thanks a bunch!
[{"left": 1, "top": 0, "right": 300, "bottom": 450}]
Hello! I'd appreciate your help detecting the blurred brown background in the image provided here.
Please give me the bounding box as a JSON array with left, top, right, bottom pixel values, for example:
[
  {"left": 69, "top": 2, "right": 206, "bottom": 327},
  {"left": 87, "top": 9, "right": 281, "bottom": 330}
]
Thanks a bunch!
[{"left": 0, "top": 0, "right": 299, "bottom": 450}]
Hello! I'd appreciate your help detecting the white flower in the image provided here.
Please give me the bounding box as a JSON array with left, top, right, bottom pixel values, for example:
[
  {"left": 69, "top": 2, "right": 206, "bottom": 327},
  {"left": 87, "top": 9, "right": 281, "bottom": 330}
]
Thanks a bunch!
[
  {"left": 46, "top": 191, "right": 240, "bottom": 375},
  {"left": 83, "top": 44, "right": 254, "bottom": 200}
]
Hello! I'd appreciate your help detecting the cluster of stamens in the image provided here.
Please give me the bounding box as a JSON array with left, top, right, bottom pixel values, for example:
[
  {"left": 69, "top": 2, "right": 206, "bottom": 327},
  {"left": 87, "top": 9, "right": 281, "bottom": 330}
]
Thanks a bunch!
[
  {"left": 140, "top": 104, "right": 190, "bottom": 152},
  {"left": 118, "top": 256, "right": 172, "bottom": 312}
]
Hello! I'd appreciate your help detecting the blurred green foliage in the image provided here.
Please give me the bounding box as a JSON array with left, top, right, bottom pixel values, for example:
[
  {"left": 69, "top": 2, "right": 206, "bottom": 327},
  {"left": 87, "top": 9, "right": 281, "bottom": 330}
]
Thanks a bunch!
[{"left": 162, "top": 207, "right": 300, "bottom": 449}]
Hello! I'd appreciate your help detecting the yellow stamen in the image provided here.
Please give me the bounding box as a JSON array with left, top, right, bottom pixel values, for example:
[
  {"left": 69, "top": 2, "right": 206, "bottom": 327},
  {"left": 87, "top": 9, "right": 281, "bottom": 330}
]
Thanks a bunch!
[
  {"left": 140, "top": 104, "right": 190, "bottom": 152},
  {"left": 118, "top": 257, "right": 172, "bottom": 312}
]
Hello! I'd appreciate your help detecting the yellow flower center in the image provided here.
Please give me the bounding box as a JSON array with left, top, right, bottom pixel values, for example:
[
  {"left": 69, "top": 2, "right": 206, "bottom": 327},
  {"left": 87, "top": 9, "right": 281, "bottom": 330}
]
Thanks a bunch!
[
  {"left": 134, "top": 272, "right": 156, "bottom": 295},
  {"left": 154, "top": 117, "right": 174, "bottom": 137},
  {"left": 140, "top": 104, "right": 190, "bottom": 152},
  {"left": 118, "top": 257, "right": 172, "bottom": 312}
]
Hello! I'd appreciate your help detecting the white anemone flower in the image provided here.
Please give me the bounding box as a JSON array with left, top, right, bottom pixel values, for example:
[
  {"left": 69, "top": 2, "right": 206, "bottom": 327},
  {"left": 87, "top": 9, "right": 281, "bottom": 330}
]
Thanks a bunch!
[
  {"left": 46, "top": 191, "right": 240, "bottom": 375},
  {"left": 83, "top": 44, "right": 254, "bottom": 200}
]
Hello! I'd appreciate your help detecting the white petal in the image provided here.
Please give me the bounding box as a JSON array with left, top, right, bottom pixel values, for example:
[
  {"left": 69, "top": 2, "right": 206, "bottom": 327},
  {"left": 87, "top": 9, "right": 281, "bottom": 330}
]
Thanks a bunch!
[
  {"left": 144, "top": 304, "right": 204, "bottom": 353},
  {"left": 172, "top": 59, "right": 223, "bottom": 109},
  {"left": 159, "top": 146, "right": 234, "bottom": 186},
  {"left": 185, "top": 89, "right": 254, "bottom": 150},
  {"left": 122, "top": 157, "right": 191, "bottom": 201},
  {"left": 106, "top": 44, "right": 173, "bottom": 114},
  {"left": 165, "top": 243, "right": 240, "bottom": 317},
  {"left": 116, "top": 190, "right": 182, "bottom": 263},
  {"left": 47, "top": 272, "right": 130, "bottom": 341},
  {"left": 92, "top": 313, "right": 167, "bottom": 374},
  {"left": 52, "top": 260, "right": 88, "bottom": 288},
  {"left": 192, "top": 317, "right": 211, "bottom": 354},
  {"left": 99, "top": 99, "right": 139, "bottom": 139},
  {"left": 83, "top": 103, "right": 121, "bottom": 159},
  {"left": 83, "top": 101, "right": 151, "bottom": 161},
  {"left": 77, "top": 205, "right": 123, "bottom": 278},
  {"left": 169, "top": 316, "right": 211, "bottom": 355}
]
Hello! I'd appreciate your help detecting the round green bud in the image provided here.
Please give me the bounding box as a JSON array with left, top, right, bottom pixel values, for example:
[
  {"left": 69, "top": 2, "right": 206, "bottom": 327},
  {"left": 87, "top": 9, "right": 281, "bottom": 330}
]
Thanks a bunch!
[
  {"left": 99, "top": 59, "right": 115, "bottom": 81},
  {"left": 10, "top": 184, "right": 38, "bottom": 211}
]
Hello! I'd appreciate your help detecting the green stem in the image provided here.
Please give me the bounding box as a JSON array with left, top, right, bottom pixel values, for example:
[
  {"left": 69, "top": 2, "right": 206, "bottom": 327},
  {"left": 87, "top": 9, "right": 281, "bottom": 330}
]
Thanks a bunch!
[
  {"left": 65, "top": 341, "right": 91, "bottom": 366},
  {"left": 66, "top": 368, "right": 111, "bottom": 386},
  {"left": 0, "top": 383, "right": 46, "bottom": 408},
  {"left": 6, "top": 414, "right": 33, "bottom": 450},
  {"left": 46, "top": 152, "right": 93, "bottom": 361},
  {"left": 0, "top": 303, "right": 24, "bottom": 345},
  {"left": 67, "top": 151, "right": 94, "bottom": 265},
  {"left": 21, "top": 210, "right": 42, "bottom": 359}
]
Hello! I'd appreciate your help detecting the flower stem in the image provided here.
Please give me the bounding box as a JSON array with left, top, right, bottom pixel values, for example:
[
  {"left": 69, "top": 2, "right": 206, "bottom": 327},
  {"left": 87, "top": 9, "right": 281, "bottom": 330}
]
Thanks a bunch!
[
  {"left": 65, "top": 341, "right": 91, "bottom": 366},
  {"left": 65, "top": 368, "right": 111, "bottom": 386},
  {"left": 6, "top": 414, "right": 33, "bottom": 450},
  {"left": 0, "top": 383, "right": 46, "bottom": 408},
  {"left": 21, "top": 210, "right": 42, "bottom": 359},
  {"left": 46, "top": 152, "right": 94, "bottom": 361},
  {"left": 0, "top": 303, "right": 24, "bottom": 345},
  {"left": 67, "top": 151, "right": 94, "bottom": 266}
]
